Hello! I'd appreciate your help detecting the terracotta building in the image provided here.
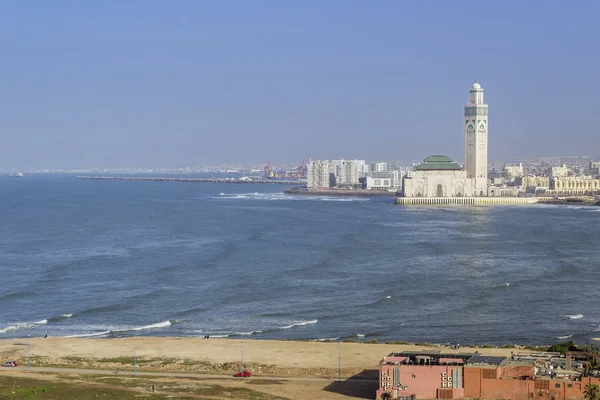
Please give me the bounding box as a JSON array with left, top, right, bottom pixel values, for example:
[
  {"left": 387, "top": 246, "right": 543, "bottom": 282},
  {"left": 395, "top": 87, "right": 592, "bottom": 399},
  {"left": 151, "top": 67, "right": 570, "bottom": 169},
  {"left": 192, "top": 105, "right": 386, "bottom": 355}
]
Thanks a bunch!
[{"left": 376, "top": 351, "right": 600, "bottom": 400}]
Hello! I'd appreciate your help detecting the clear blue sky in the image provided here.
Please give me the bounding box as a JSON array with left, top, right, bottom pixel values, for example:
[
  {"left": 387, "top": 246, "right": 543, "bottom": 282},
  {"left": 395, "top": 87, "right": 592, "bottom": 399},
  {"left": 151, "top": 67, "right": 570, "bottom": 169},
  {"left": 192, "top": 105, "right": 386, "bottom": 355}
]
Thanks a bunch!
[{"left": 1, "top": 1, "right": 599, "bottom": 169}]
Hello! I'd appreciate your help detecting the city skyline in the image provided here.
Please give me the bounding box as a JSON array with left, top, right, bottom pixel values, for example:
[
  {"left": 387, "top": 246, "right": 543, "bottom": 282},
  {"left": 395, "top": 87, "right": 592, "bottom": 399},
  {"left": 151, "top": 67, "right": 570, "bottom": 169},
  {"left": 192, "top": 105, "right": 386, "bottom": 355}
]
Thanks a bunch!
[{"left": 1, "top": 1, "right": 600, "bottom": 170}]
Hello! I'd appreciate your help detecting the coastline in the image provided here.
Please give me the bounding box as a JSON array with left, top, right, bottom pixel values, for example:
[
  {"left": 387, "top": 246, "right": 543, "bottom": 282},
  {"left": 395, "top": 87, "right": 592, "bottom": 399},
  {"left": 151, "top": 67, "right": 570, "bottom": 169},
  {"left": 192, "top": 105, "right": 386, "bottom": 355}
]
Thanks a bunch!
[
  {"left": 284, "top": 187, "right": 397, "bottom": 197},
  {"left": 0, "top": 337, "right": 533, "bottom": 379}
]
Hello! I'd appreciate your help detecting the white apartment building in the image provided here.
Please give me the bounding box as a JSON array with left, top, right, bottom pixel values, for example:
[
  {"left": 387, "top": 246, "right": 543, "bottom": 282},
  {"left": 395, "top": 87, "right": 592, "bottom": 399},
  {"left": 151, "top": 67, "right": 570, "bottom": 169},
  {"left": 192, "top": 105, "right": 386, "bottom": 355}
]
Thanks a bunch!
[
  {"left": 371, "top": 162, "right": 388, "bottom": 173},
  {"left": 307, "top": 160, "right": 331, "bottom": 188}
]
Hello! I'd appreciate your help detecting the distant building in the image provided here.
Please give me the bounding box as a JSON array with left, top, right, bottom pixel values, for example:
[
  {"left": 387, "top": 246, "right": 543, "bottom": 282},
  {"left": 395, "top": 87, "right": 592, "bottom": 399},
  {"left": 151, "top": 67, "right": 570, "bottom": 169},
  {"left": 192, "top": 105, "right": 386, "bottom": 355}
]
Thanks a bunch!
[
  {"left": 333, "top": 159, "right": 364, "bottom": 186},
  {"left": 503, "top": 163, "right": 524, "bottom": 178},
  {"left": 402, "top": 155, "right": 473, "bottom": 197},
  {"left": 551, "top": 164, "right": 571, "bottom": 177},
  {"left": 371, "top": 162, "right": 388, "bottom": 173},
  {"left": 548, "top": 176, "right": 600, "bottom": 195},
  {"left": 306, "top": 160, "right": 331, "bottom": 188},
  {"left": 589, "top": 160, "right": 600, "bottom": 176},
  {"left": 520, "top": 175, "right": 550, "bottom": 193},
  {"left": 400, "top": 78, "right": 489, "bottom": 198},
  {"left": 362, "top": 171, "right": 400, "bottom": 191}
]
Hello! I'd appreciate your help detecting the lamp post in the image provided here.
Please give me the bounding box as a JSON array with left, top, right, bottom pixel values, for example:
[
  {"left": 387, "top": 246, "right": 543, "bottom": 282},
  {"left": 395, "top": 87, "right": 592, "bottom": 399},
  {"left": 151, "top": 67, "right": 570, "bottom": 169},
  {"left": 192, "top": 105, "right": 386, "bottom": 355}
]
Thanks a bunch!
[
  {"left": 28, "top": 334, "right": 31, "bottom": 372},
  {"left": 133, "top": 338, "right": 137, "bottom": 377},
  {"left": 240, "top": 341, "right": 244, "bottom": 378},
  {"left": 338, "top": 340, "right": 341, "bottom": 383}
]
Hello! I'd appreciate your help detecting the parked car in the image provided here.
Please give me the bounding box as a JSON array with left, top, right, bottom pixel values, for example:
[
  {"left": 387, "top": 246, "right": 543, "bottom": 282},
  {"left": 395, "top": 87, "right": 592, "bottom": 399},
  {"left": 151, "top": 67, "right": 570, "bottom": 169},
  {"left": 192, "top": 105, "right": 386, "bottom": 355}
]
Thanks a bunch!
[
  {"left": 233, "top": 370, "right": 251, "bottom": 378},
  {"left": 2, "top": 361, "right": 17, "bottom": 367}
]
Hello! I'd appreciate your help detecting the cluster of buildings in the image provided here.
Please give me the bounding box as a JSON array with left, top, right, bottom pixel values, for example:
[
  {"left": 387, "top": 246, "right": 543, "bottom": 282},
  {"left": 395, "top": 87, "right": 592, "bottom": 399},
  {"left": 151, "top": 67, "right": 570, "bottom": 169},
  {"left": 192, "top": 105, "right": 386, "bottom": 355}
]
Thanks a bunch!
[
  {"left": 376, "top": 349, "right": 600, "bottom": 400},
  {"left": 307, "top": 159, "right": 409, "bottom": 192},
  {"left": 306, "top": 79, "right": 600, "bottom": 201}
]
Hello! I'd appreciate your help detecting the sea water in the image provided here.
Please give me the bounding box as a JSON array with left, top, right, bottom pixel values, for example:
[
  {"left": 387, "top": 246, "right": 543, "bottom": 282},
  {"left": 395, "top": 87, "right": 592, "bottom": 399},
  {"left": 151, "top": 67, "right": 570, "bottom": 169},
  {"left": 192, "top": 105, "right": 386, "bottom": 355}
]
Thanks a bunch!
[{"left": 1, "top": 174, "right": 599, "bottom": 345}]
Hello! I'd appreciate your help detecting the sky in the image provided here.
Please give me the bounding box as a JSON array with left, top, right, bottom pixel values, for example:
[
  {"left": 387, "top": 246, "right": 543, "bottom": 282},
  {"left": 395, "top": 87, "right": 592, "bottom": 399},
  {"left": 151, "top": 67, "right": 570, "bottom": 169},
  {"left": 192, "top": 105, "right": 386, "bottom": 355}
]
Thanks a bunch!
[{"left": 1, "top": 1, "right": 599, "bottom": 169}]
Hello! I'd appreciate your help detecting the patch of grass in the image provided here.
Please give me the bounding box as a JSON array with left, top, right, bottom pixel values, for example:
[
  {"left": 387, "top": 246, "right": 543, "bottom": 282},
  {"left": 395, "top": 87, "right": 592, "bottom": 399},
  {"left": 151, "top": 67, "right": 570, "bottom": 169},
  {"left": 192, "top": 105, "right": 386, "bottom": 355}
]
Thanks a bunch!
[
  {"left": 365, "top": 339, "right": 379, "bottom": 344},
  {"left": 385, "top": 341, "right": 414, "bottom": 345},
  {"left": 96, "top": 356, "right": 136, "bottom": 364},
  {"left": 0, "top": 375, "right": 291, "bottom": 400},
  {"left": 0, "top": 375, "right": 186, "bottom": 400},
  {"left": 245, "top": 379, "right": 284, "bottom": 385}
]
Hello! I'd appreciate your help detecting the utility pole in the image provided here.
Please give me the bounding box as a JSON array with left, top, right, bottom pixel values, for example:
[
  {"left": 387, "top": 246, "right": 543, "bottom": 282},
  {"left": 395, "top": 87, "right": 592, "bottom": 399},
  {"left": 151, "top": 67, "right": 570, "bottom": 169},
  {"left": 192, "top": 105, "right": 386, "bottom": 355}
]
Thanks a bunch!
[
  {"left": 134, "top": 338, "right": 137, "bottom": 377},
  {"left": 338, "top": 340, "right": 341, "bottom": 383},
  {"left": 241, "top": 341, "right": 244, "bottom": 378},
  {"left": 28, "top": 334, "right": 31, "bottom": 372}
]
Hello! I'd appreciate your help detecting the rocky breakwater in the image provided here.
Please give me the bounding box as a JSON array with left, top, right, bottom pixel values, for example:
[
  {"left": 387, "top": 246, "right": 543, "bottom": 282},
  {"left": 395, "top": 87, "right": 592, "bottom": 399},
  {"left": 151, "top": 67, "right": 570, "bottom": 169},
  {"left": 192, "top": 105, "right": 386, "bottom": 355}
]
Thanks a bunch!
[{"left": 537, "top": 196, "right": 600, "bottom": 206}]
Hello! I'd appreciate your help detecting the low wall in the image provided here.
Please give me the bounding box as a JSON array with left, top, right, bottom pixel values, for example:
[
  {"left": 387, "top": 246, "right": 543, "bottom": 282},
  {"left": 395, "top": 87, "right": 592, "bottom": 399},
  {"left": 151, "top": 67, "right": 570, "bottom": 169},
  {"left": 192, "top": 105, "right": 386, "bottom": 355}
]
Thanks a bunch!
[{"left": 394, "top": 197, "right": 539, "bottom": 206}]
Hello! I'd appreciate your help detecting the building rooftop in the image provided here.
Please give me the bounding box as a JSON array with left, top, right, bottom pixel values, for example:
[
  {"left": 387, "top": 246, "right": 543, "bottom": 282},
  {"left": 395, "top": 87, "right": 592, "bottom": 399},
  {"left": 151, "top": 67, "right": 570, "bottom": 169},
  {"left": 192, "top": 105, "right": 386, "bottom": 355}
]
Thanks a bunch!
[
  {"left": 414, "top": 155, "right": 463, "bottom": 171},
  {"left": 466, "top": 355, "right": 508, "bottom": 366}
]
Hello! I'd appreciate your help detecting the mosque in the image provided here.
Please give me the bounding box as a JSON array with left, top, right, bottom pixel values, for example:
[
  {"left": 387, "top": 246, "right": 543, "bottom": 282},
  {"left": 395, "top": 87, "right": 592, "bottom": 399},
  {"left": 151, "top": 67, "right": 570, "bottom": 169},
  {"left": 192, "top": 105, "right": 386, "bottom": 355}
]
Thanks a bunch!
[
  {"left": 401, "top": 78, "right": 489, "bottom": 198},
  {"left": 398, "top": 79, "right": 537, "bottom": 205}
]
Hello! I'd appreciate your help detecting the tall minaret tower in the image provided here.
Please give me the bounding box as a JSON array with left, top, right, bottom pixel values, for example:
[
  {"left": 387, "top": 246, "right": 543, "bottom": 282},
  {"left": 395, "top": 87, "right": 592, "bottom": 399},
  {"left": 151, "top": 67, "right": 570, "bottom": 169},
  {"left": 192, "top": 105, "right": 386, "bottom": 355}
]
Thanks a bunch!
[{"left": 464, "top": 77, "right": 488, "bottom": 196}]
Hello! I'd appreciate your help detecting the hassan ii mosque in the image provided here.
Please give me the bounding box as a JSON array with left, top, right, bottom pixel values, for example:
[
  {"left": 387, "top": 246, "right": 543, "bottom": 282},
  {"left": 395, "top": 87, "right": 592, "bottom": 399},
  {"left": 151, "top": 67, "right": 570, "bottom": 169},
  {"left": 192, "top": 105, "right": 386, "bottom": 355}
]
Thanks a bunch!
[{"left": 401, "top": 78, "right": 490, "bottom": 199}]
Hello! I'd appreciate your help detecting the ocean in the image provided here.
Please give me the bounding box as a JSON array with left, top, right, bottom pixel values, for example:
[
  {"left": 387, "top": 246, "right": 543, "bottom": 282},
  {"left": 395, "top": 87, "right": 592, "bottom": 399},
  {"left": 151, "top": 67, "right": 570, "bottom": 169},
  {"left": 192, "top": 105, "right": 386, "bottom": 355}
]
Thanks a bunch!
[{"left": 1, "top": 174, "right": 599, "bottom": 345}]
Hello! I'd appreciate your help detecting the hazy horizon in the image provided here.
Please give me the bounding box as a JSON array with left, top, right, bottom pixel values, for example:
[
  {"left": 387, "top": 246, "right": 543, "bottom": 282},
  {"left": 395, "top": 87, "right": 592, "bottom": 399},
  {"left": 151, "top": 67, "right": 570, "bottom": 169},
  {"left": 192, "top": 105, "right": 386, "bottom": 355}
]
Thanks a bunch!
[{"left": 1, "top": 1, "right": 599, "bottom": 170}]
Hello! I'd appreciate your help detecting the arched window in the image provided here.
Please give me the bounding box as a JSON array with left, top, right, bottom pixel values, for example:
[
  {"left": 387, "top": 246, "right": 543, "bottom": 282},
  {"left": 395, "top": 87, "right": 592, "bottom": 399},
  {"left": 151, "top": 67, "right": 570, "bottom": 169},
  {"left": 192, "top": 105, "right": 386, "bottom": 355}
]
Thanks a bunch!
[{"left": 436, "top": 184, "right": 443, "bottom": 197}]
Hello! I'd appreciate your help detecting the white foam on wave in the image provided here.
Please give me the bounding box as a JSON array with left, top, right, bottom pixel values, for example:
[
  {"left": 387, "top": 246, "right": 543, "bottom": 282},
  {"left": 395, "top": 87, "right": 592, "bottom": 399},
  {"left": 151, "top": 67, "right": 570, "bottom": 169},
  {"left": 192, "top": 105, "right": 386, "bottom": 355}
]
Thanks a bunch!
[
  {"left": 234, "top": 330, "right": 263, "bottom": 336},
  {"left": 556, "top": 335, "right": 573, "bottom": 339},
  {"left": 61, "top": 314, "right": 73, "bottom": 318},
  {"left": 385, "top": 296, "right": 392, "bottom": 299},
  {"left": 0, "top": 319, "right": 48, "bottom": 334},
  {"left": 313, "top": 337, "right": 339, "bottom": 342},
  {"left": 64, "top": 320, "right": 172, "bottom": 338},
  {"left": 567, "top": 314, "right": 583, "bottom": 319},
  {"left": 210, "top": 334, "right": 229, "bottom": 338},
  {"left": 66, "top": 330, "right": 111, "bottom": 338},
  {"left": 356, "top": 333, "right": 365, "bottom": 337},
  {"left": 121, "top": 320, "right": 172, "bottom": 332},
  {"left": 280, "top": 319, "right": 318, "bottom": 330}
]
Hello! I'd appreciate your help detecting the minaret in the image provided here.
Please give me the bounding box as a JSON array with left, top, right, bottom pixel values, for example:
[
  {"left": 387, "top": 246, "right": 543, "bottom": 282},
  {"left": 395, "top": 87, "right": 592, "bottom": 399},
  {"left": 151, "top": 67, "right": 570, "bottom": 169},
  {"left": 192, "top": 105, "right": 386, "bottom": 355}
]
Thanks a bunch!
[{"left": 464, "top": 77, "right": 488, "bottom": 196}]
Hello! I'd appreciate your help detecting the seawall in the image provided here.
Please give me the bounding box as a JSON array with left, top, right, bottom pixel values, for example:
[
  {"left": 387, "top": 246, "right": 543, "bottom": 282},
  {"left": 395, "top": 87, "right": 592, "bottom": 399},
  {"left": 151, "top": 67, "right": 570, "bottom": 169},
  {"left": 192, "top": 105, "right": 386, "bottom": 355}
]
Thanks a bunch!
[{"left": 395, "top": 197, "right": 541, "bottom": 205}]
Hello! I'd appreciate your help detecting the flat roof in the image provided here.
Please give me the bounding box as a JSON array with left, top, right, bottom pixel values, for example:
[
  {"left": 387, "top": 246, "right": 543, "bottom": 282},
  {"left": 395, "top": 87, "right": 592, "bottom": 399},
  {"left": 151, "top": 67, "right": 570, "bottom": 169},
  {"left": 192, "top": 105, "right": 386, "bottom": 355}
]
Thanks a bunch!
[{"left": 466, "top": 355, "right": 507, "bottom": 366}]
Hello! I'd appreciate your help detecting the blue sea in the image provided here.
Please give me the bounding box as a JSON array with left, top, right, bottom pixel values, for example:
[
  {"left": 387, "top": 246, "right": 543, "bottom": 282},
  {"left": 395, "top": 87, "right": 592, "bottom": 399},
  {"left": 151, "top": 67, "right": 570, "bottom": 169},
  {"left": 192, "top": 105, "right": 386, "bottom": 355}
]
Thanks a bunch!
[{"left": 1, "top": 174, "right": 599, "bottom": 345}]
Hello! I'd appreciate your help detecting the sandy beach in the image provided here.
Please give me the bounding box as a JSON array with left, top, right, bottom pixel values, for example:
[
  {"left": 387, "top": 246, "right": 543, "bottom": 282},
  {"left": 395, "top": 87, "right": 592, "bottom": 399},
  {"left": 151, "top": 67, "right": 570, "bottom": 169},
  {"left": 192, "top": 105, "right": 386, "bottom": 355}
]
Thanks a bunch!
[{"left": 0, "top": 337, "right": 518, "bottom": 377}]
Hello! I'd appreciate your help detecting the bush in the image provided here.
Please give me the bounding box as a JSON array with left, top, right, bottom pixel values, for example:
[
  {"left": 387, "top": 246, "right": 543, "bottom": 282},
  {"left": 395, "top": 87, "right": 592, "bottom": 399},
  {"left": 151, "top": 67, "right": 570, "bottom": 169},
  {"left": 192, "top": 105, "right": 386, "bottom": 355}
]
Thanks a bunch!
[{"left": 547, "top": 340, "right": 581, "bottom": 354}]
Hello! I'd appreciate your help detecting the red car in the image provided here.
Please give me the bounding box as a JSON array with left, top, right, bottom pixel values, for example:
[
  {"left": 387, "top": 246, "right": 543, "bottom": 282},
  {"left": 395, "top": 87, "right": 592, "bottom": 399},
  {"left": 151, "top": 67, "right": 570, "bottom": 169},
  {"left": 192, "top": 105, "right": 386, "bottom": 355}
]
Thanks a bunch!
[{"left": 234, "top": 371, "right": 251, "bottom": 378}]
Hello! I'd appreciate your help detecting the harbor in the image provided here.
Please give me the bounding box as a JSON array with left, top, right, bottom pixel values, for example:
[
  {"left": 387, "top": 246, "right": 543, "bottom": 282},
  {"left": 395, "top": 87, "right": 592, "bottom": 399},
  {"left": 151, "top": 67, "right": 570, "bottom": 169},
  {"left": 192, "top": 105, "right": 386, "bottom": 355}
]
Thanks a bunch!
[{"left": 76, "top": 176, "right": 306, "bottom": 185}]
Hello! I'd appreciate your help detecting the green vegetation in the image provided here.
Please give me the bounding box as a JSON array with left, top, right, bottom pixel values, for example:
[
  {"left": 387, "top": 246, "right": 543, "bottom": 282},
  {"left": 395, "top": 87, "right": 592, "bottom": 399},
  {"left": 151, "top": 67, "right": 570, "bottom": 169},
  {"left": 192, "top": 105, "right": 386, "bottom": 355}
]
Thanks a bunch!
[
  {"left": 547, "top": 340, "right": 581, "bottom": 354},
  {"left": 584, "top": 383, "right": 600, "bottom": 400},
  {"left": 384, "top": 341, "right": 414, "bottom": 345},
  {"left": 0, "top": 375, "right": 290, "bottom": 400}
]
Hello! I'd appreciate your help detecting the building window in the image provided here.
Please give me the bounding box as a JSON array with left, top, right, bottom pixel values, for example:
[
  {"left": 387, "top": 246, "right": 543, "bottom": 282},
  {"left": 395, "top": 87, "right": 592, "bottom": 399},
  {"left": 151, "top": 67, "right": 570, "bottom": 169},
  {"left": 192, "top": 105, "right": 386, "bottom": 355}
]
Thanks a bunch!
[
  {"left": 568, "top": 384, "right": 573, "bottom": 388},
  {"left": 411, "top": 374, "right": 416, "bottom": 379},
  {"left": 555, "top": 384, "right": 561, "bottom": 388}
]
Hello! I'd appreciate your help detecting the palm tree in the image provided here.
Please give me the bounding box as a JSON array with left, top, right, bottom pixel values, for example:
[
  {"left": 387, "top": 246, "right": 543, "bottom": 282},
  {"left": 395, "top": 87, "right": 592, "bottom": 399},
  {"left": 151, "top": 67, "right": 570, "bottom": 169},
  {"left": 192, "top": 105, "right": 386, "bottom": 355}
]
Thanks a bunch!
[{"left": 584, "top": 383, "right": 600, "bottom": 400}]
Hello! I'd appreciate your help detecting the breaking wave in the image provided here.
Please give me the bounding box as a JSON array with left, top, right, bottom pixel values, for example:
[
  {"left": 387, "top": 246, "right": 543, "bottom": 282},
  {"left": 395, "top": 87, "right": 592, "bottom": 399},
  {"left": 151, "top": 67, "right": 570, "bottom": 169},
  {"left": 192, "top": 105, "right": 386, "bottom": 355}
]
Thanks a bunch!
[
  {"left": 0, "top": 319, "right": 48, "bottom": 334},
  {"left": 567, "top": 314, "right": 583, "bottom": 319},
  {"left": 65, "top": 320, "right": 172, "bottom": 338}
]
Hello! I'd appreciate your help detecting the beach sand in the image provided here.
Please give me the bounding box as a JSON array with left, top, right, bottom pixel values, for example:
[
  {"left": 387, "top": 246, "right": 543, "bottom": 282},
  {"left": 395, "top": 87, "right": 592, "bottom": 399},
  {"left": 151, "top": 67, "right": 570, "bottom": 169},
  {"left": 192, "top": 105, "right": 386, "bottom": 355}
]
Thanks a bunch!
[{"left": 0, "top": 337, "right": 518, "bottom": 377}]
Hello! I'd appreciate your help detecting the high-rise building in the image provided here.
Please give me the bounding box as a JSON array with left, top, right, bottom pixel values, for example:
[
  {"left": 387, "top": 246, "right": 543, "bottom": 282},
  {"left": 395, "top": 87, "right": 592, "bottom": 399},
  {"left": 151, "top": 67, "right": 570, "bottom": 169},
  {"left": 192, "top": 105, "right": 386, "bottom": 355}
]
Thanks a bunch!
[
  {"left": 464, "top": 77, "right": 489, "bottom": 196},
  {"left": 371, "top": 162, "right": 388, "bottom": 173},
  {"left": 335, "top": 160, "right": 361, "bottom": 186},
  {"left": 307, "top": 160, "right": 331, "bottom": 188}
]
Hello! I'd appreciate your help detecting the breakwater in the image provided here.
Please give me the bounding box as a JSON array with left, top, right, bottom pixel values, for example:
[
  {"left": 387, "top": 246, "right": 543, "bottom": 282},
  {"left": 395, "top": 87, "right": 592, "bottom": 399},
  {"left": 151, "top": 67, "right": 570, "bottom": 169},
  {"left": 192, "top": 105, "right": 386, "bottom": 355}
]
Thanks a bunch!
[
  {"left": 395, "top": 196, "right": 541, "bottom": 205},
  {"left": 76, "top": 176, "right": 306, "bottom": 185},
  {"left": 284, "top": 187, "right": 397, "bottom": 197}
]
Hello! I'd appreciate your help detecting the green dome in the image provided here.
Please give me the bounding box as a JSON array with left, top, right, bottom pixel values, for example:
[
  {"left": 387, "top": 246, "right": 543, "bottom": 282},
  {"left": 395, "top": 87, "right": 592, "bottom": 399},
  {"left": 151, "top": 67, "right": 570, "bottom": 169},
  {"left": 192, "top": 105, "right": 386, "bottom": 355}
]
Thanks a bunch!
[{"left": 415, "top": 155, "right": 463, "bottom": 171}]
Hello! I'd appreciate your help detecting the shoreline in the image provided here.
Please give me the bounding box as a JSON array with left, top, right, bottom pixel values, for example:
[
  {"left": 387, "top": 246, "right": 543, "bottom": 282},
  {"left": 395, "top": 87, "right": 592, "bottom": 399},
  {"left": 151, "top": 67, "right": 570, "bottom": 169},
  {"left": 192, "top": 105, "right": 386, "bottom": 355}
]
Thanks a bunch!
[
  {"left": 0, "top": 337, "right": 545, "bottom": 379},
  {"left": 284, "top": 187, "right": 397, "bottom": 197}
]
